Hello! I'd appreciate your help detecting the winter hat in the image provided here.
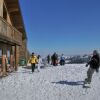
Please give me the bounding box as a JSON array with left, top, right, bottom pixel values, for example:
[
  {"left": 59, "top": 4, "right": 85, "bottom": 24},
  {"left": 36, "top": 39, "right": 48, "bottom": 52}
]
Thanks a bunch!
[
  {"left": 32, "top": 52, "right": 34, "bottom": 55},
  {"left": 93, "top": 50, "right": 98, "bottom": 55}
]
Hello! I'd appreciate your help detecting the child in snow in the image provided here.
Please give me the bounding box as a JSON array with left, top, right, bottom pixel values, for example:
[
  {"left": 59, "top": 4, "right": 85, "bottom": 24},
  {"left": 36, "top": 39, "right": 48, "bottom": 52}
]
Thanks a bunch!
[
  {"left": 37, "top": 55, "right": 42, "bottom": 72},
  {"left": 84, "top": 50, "right": 100, "bottom": 84}
]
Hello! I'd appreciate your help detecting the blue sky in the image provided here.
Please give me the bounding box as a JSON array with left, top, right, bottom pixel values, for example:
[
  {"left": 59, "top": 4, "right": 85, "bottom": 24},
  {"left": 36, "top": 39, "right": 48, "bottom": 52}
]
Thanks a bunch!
[{"left": 19, "top": 0, "right": 100, "bottom": 55}]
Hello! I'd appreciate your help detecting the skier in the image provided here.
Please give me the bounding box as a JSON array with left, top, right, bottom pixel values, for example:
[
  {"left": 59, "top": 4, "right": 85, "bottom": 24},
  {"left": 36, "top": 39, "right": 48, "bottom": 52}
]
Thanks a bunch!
[
  {"left": 84, "top": 50, "right": 100, "bottom": 86},
  {"left": 29, "top": 52, "right": 38, "bottom": 73},
  {"left": 37, "top": 55, "right": 42, "bottom": 72},
  {"left": 60, "top": 54, "right": 65, "bottom": 66}
]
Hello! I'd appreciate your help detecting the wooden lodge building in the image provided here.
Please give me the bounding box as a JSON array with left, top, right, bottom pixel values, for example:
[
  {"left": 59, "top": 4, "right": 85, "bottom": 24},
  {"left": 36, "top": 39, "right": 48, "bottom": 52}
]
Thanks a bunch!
[{"left": 0, "top": 0, "right": 27, "bottom": 76}]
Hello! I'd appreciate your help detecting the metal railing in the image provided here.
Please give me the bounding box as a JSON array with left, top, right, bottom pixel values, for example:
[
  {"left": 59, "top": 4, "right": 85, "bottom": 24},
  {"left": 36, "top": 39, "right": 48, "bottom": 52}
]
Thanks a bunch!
[{"left": 0, "top": 16, "right": 22, "bottom": 45}]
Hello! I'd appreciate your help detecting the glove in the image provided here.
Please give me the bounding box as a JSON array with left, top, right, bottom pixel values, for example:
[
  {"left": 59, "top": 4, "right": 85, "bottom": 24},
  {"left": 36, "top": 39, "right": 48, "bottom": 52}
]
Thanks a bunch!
[
  {"left": 86, "top": 64, "right": 88, "bottom": 67},
  {"left": 96, "top": 69, "right": 99, "bottom": 73}
]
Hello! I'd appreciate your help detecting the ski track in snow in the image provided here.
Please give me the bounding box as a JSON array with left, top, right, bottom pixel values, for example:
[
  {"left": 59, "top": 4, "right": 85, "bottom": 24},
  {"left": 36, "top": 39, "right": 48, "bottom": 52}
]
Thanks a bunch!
[{"left": 0, "top": 64, "right": 100, "bottom": 100}]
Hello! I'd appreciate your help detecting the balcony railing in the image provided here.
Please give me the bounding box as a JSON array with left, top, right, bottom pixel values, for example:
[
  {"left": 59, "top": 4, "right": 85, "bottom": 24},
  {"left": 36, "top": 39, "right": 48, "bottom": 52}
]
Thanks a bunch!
[{"left": 0, "top": 16, "right": 22, "bottom": 45}]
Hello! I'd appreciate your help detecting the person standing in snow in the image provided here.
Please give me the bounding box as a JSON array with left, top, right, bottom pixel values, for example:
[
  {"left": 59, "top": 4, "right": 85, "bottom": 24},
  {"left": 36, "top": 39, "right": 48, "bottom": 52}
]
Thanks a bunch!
[
  {"left": 60, "top": 54, "right": 65, "bottom": 66},
  {"left": 84, "top": 50, "right": 100, "bottom": 84},
  {"left": 51, "top": 52, "right": 58, "bottom": 66},
  {"left": 47, "top": 55, "right": 51, "bottom": 64},
  {"left": 29, "top": 52, "right": 38, "bottom": 73},
  {"left": 37, "top": 55, "right": 42, "bottom": 72}
]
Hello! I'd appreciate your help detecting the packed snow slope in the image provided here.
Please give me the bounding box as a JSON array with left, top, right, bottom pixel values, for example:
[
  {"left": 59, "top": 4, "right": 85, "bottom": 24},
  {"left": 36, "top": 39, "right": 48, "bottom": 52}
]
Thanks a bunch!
[{"left": 0, "top": 64, "right": 100, "bottom": 100}]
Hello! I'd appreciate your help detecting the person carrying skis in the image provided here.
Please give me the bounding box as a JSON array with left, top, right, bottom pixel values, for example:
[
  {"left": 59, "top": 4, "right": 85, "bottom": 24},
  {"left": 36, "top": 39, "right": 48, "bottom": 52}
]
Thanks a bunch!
[
  {"left": 29, "top": 52, "right": 38, "bottom": 73},
  {"left": 84, "top": 50, "right": 100, "bottom": 84}
]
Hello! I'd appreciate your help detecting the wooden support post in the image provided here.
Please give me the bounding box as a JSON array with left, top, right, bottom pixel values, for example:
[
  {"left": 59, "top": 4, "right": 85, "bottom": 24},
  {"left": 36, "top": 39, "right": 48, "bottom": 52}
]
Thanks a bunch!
[
  {"left": 0, "top": 0, "right": 3, "bottom": 17},
  {"left": 15, "top": 45, "right": 19, "bottom": 71},
  {"left": 10, "top": 46, "right": 14, "bottom": 71},
  {"left": 0, "top": 0, "right": 3, "bottom": 33}
]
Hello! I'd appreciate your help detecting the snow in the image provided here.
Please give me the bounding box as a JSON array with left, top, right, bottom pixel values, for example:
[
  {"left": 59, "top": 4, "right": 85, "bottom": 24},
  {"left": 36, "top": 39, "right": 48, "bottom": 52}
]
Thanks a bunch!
[{"left": 0, "top": 64, "right": 100, "bottom": 100}]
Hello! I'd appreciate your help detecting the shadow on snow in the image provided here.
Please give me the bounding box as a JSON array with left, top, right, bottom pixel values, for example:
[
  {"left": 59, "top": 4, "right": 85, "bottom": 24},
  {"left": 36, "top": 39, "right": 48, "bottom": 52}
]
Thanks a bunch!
[{"left": 52, "top": 80, "right": 84, "bottom": 86}]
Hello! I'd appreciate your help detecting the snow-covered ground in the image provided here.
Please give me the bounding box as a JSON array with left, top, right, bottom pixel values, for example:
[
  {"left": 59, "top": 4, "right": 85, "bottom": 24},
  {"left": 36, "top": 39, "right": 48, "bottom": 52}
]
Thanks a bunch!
[{"left": 0, "top": 64, "right": 100, "bottom": 100}]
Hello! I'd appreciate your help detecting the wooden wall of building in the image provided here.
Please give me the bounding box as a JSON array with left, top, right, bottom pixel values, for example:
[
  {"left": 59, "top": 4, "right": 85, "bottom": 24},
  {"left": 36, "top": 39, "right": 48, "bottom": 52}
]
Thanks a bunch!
[{"left": 0, "top": 0, "right": 28, "bottom": 71}]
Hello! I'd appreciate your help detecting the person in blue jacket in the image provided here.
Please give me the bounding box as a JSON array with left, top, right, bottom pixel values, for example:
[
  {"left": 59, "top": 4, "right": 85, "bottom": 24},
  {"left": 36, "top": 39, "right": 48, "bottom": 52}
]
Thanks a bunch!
[{"left": 60, "top": 54, "right": 65, "bottom": 66}]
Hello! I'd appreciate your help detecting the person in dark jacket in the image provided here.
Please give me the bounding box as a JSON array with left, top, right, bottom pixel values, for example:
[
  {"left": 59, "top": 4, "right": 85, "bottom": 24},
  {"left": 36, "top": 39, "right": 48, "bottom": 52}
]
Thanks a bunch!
[
  {"left": 84, "top": 50, "right": 100, "bottom": 84},
  {"left": 51, "top": 53, "right": 58, "bottom": 66},
  {"left": 47, "top": 55, "right": 51, "bottom": 64}
]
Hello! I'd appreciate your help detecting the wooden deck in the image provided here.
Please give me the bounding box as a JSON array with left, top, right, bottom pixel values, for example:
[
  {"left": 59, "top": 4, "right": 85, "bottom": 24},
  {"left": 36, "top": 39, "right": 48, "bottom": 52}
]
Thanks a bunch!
[{"left": 0, "top": 16, "right": 22, "bottom": 45}]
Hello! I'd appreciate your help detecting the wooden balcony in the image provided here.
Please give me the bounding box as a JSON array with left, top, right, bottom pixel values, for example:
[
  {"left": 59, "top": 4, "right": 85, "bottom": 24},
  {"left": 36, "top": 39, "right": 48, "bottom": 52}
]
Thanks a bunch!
[{"left": 0, "top": 16, "right": 22, "bottom": 46}]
